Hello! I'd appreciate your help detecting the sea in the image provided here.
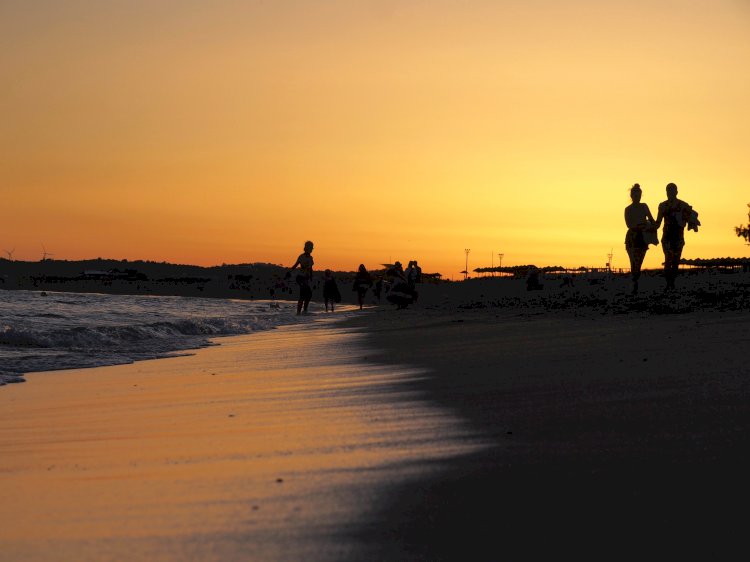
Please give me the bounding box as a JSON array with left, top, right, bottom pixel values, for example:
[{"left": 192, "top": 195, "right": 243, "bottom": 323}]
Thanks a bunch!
[{"left": 0, "top": 290, "right": 346, "bottom": 385}]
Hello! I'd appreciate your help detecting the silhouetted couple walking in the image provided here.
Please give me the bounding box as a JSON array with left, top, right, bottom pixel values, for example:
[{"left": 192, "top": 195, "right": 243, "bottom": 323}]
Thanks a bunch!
[{"left": 624, "top": 182, "right": 699, "bottom": 294}]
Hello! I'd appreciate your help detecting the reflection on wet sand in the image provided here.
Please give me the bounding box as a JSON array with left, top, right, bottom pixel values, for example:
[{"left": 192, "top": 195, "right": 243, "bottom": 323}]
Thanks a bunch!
[{"left": 0, "top": 318, "right": 484, "bottom": 561}]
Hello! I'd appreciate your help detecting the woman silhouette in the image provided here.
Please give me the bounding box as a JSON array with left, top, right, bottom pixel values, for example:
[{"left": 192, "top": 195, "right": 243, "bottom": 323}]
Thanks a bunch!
[
  {"left": 352, "top": 264, "right": 373, "bottom": 310},
  {"left": 624, "top": 184, "right": 656, "bottom": 295},
  {"left": 287, "top": 240, "right": 314, "bottom": 315}
]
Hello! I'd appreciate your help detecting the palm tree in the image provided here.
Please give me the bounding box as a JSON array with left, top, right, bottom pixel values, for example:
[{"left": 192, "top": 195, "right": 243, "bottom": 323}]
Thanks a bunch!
[{"left": 736, "top": 203, "right": 750, "bottom": 244}]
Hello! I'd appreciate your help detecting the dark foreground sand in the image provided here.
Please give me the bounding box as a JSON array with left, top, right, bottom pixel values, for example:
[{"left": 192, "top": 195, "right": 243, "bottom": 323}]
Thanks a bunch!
[{"left": 345, "top": 273, "right": 750, "bottom": 560}]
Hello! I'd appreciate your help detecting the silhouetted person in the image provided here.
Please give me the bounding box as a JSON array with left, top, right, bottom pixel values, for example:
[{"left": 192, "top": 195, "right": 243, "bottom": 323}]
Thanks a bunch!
[
  {"left": 322, "top": 269, "right": 340, "bottom": 312},
  {"left": 414, "top": 260, "right": 423, "bottom": 302},
  {"left": 373, "top": 278, "right": 384, "bottom": 302},
  {"left": 560, "top": 274, "right": 575, "bottom": 288},
  {"left": 405, "top": 260, "right": 420, "bottom": 303},
  {"left": 385, "top": 261, "right": 414, "bottom": 309},
  {"left": 654, "top": 183, "right": 697, "bottom": 291},
  {"left": 352, "top": 264, "right": 373, "bottom": 310},
  {"left": 624, "top": 183, "right": 656, "bottom": 295},
  {"left": 526, "top": 266, "right": 543, "bottom": 291},
  {"left": 413, "top": 260, "right": 422, "bottom": 283},
  {"left": 287, "top": 240, "right": 314, "bottom": 314}
]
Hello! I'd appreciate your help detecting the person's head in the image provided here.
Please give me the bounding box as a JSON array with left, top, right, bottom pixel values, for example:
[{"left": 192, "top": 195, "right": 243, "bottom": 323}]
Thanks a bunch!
[
  {"left": 394, "top": 261, "right": 402, "bottom": 270},
  {"left": 324, "top": 268, "right": 332, "bottom": 278},
  {"left": 303, "top": 240, "right": 314, "bottom": 253},
  {"left": 666, "top": 182, "right": 678, "bottom": 200},
  {"left": 630, "top": 183, "right": 642, "bottom": 203},
  {"left": 358, "top": 264, "right": 367, "bottom": 273}
]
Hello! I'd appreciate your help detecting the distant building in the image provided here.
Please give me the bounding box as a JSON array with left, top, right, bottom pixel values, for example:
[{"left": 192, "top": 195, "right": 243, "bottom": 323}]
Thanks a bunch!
[
  {"left": 79, "top": 269, "right": 147, "bottom": 281},
  {"left": 81, "top": 270, "right": 112, "bottom": 279}
]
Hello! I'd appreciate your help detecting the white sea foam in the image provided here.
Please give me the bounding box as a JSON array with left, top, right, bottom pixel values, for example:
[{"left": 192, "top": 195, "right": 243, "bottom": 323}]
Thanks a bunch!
[{"left": 0, "top": 290, "right": 335, "bottom": 383}]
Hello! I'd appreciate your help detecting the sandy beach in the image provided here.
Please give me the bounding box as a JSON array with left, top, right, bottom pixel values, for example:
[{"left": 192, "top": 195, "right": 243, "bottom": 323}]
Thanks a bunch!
[
  {"left": 0, "top": 317, "right": 483, "bottom": 561},
  {"left": 2, "top": 272, "right": 749, "bottom": 560}
]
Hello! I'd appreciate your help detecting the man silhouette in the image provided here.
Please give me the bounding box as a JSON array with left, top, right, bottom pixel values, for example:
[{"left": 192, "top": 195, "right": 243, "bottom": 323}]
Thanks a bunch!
[{"left": 654, "top": 183, "right": 695, "bottom": 291}]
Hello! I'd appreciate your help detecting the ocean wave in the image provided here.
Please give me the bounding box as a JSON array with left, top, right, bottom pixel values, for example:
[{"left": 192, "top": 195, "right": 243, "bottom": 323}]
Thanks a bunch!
[
  {"left": 0, "top": 316, "right": 290, "bottom": 350},
  {"left": 0, "top": 291, "right": 309, "bottom": 384}
]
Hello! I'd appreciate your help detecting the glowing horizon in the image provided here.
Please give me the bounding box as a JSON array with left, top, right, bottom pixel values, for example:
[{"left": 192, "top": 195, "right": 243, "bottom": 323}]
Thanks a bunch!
[{"left": 2, "top": 0, "right": 749, "bottom": 278}]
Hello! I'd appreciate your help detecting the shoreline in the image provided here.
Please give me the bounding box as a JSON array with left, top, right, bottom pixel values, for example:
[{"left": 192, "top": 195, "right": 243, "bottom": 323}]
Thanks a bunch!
[
  {"left": 0, "top": 290, "right": 359, "bottom": 386},
  {"left": 0, "top": 316, "right": 483, "bottom": 561}
]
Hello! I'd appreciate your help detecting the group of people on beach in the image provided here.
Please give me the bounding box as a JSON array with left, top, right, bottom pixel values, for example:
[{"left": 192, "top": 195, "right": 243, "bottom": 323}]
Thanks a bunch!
[
  {"left": 284, "top": 183, "right": 698, "bottom": 315},
  {"left": 383, "top": 260, "right": 422, "bottom": 309},
  {"left": 286, "top": 241, "right": 421, "bottom": 314},
  {"left": 624, "top": 182, "right": 700, "bottom": 294}
]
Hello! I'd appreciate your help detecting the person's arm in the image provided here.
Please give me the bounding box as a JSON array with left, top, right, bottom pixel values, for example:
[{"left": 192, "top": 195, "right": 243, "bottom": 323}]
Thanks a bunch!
[
  {"left": 654, "top": 203, "right": 665, "bottom": 229},
  {"left": 285, "top": 256, "right": 301, "bottom": 279},
  {"left": 639, "top": 204, "right": 656, "bottom": 229},
  {"left": 645, "top": 204, "right": 655, "bottom": 225},
  {"left": 682, "top": 201, "right": 693, "bottom": 222}
]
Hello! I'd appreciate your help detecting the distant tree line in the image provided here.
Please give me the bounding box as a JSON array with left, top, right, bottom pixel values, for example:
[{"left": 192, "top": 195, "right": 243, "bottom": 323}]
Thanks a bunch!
[{"left": 474, "top": 265, "right": 567, "bottom": 276}]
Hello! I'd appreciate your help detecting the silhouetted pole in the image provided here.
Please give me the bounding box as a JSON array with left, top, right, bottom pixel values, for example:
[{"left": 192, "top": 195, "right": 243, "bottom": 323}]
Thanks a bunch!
[
  {"left": 464, "top": 248, "right": 470, "bottom": 280},
  {"left": 498, "top": 253, "right": 504, "bottom": 276},
  {"left": 41, "top": 243, "right": 54, "bottom": 262}
]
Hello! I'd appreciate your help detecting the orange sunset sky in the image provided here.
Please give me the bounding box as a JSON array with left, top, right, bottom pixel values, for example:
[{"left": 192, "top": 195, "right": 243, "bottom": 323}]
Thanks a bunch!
[{"left": 2, "top": 0, "right": 749, "bottom": 278}]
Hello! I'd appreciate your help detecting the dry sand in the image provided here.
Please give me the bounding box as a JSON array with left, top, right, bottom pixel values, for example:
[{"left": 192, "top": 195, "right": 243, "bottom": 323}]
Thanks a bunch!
[
  {"left": 2, "top": 271, "right": 749, "bottom": 560},
  {"left": 343, "top": 271, "right": 750, "bottom": 559}
]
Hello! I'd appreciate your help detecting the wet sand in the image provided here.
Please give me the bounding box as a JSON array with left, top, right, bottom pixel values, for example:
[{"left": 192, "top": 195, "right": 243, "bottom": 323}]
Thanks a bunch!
[{"left": 0, "top": 318, "right": 484, "bottom": 561}]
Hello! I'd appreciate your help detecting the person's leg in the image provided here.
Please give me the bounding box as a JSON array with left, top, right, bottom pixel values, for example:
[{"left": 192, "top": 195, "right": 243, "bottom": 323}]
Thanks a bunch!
[
  {"left": 303, "top": 285, "right": 311, "bottom": 313},
  {"left": 664, "top": 250, "right": 677, "bottom": 290},
  {"left": 627, "top": 247, "right": 636, "bottom": 285},
  {"left": 662, "top": 243, "right": 672, "bottom": 290},
  {"left": 299, "top": 283, "right": 311, "bottom": 313},
  {"left": 297, "top": 281, "right": 304, "bottom": 314},
  {"left": 631, "top": 247, "right": 646, "bottom": 294},
  {"left": 662, "top": 238, "right": 684, "bottom": 290},
  {"left": 670, "top": 246, "right": 683, "bottom": 289}
]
